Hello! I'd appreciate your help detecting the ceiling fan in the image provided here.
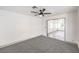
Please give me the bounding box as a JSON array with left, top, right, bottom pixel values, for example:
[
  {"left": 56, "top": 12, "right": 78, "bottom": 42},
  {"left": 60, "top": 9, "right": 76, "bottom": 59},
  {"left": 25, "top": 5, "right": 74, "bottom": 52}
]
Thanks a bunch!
[{"left": 31, "top": 6, "right": 52, "bottom": 17}]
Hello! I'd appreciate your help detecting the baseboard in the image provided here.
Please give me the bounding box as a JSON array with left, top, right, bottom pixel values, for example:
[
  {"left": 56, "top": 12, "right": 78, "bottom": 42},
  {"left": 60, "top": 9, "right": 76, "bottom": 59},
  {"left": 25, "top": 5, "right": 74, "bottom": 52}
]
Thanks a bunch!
[
  {"left": 0, "top": 39, "right": 26, "bottom": 48},
  {"left": 0, "top": 35, "right": 41, "bottom": 48}
]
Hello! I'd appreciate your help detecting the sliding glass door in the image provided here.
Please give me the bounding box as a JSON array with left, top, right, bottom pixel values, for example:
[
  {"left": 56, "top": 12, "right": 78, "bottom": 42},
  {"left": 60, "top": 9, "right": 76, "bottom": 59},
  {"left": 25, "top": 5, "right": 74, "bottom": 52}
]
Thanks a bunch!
[{"left": 47, "top": 18, "right": 65, "bottom": 41}]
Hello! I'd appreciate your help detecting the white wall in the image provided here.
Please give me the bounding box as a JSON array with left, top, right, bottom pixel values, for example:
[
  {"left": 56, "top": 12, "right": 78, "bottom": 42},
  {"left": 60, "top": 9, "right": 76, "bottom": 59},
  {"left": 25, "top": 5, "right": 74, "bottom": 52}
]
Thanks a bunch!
[
  {"left": 42, "top": 11, "right": 78, "bottom": 43},
  {"left": 65, "top": 11, "right": 77, "bottom": 43},
  {"left": 0, "top": 10, "right": 42, "bottom": 47},
  {"left": 77, "top": 8, "right": 79, "bottom": 47}
]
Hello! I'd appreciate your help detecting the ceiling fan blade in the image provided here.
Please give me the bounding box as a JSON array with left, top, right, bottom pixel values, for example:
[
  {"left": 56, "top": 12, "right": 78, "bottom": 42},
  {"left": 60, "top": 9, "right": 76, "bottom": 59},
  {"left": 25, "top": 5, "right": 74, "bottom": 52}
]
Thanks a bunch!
[
  {"left": 31, "top": 11, "right": 38, "bottom": 13},
  {"left": 44, "top": 13, "right": 52, "bottom": 14},
  {"left": 42, "top": 8, "right": 46, "bottom": 12},
  {"left": 32, "top": 6, "right": 38, "bottom": 9}
]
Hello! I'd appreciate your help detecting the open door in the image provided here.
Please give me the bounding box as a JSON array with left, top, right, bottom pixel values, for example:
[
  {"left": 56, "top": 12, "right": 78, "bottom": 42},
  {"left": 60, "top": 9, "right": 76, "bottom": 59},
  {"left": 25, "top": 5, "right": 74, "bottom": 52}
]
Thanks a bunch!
[{"left": 47, "top": 18, "right": 65, "bottom": 41}]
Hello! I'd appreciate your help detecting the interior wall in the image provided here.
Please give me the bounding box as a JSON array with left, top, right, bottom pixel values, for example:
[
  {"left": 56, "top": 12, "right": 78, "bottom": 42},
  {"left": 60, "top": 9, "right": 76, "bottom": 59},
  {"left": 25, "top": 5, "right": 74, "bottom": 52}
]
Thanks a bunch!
[
  {"left": 0, "top": 10, "right": 42, "bottom": 47},
  {"left": 66, "top": 11, "right": 77, "bottom": 42},
  {"left": 42, "top": 11, "right": 77, "bottom": 43},
  {"left": 77, "top": 8, "right": 79, "bottom": 47}
]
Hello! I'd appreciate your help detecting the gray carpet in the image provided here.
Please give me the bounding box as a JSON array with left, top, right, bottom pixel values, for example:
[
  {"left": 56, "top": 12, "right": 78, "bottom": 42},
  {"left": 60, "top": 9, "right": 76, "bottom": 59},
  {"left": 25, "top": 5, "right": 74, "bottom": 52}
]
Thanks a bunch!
[{"left": 0, "top": 35, "right": 79, "bottom": 53}]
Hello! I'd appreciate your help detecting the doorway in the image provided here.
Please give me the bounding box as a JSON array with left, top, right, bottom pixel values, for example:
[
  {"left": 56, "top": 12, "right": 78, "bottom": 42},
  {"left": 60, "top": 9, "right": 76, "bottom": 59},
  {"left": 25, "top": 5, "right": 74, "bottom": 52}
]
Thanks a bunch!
[{"left": 47, "top": 18, "right": 65, "bottom": 41}]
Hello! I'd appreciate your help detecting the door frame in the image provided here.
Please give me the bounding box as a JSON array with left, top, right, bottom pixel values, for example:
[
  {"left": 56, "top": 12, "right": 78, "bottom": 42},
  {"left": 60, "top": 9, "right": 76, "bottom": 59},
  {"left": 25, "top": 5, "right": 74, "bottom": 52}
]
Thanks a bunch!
[{"left": 46, "top": 17, "right": 66, "bottom": 41}]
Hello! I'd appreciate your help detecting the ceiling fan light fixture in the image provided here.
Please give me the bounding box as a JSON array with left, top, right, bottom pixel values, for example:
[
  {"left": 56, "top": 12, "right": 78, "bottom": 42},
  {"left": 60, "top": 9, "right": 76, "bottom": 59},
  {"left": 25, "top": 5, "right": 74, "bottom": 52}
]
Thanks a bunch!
[{"left": 39, "top": 15, "right": 42, "bottom": 17}]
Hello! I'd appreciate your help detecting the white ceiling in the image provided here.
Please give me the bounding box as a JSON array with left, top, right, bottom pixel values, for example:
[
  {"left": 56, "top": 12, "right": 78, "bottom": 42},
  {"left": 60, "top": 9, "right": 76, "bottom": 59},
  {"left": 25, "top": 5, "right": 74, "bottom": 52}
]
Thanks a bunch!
[{"left": 0, "top": 6, "right": 78, "bottom": 17}]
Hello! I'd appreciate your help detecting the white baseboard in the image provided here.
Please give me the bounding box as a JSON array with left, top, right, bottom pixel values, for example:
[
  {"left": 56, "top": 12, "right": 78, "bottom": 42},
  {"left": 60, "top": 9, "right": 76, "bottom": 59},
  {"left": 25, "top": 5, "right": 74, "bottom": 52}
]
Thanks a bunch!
[
  {"left": 0, "top": 39, "right": 26, "bottom": 48},
  {"left": 0, "top": 35, "right": 41, "bottom": 48}
]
